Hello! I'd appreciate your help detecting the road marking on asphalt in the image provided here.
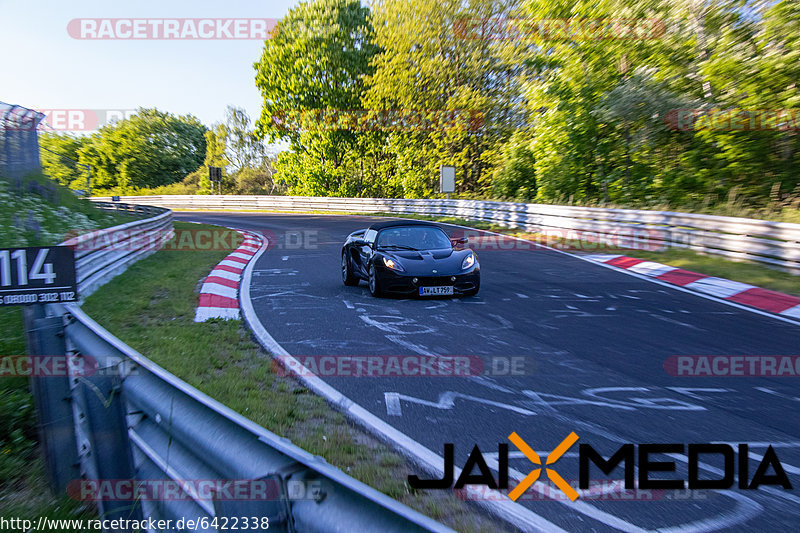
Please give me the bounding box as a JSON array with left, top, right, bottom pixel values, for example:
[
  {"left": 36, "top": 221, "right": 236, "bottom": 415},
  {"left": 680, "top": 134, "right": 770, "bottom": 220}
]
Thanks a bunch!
[
  {"left": 384, "top": 335, "right": 437, "bottom": 356},
  {"left": 666, "top": 387, "right": 731, "bottom": 400},
  {"left": 385, "top": 393, "right": 403, "bottom": 416},
  {"left": 384, "top": 391, "right": 538, "bottom": 417},
  {"left": 518, "top": 387, "right": 706, "bottom": 411},
  {"left": 754, "top": 387, "right": 800, "bottom": 401},
  {"left": 359, "top": 314, "right": 437, "bottom": 335},
  {"left": 488, "top": 313, "right": 514, "bottom": 329},
  {"left": 649, "top": 314, "right": 703, "bottom": 330}
]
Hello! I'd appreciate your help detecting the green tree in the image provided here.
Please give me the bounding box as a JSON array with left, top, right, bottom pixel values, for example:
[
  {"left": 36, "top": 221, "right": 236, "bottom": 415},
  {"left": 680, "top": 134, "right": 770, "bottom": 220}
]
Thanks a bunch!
[
  {"left": 254, "top": 0, "right": 379, "bottom": 195},
  {"left": 39, "top": 133, "right": 91, "bottom": 190},
  {"left": 365, "top": 0, "right": 520, "bottom": 197},
  {"left": 77, "top": 108, "right": 207, "bottom": 192}
]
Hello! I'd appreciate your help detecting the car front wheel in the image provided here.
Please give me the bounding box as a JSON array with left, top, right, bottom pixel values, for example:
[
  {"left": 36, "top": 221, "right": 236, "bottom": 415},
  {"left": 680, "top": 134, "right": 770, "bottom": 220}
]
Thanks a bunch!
[
  {"left": 368, "top": 263, "right": 383, "bottom": 297},
  {"left": 342, "top": 252, "right": 359, "bottom": 286}
]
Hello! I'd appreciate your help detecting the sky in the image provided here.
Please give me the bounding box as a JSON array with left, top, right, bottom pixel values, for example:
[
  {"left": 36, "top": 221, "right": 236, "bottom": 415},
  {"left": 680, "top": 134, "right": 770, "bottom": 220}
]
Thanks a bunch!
[{"left": 1, "top": 0, "right": 298, "bottom": 133}]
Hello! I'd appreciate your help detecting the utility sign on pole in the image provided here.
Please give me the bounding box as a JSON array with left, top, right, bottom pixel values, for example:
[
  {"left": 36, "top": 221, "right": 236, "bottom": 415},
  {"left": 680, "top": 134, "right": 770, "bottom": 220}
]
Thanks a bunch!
[
  {"left": 209, "top": 166, "right": 223, "bottom": 194},
  {"left": 440, "top": 165, "right": 455, "bottom": 199},
  {"left": 0, "top": 247, "right": 78, "bottom": 306}
]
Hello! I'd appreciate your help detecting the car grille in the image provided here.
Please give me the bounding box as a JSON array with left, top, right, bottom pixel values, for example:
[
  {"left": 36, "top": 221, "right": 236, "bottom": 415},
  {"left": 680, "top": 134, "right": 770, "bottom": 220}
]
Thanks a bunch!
[{"left": 416, "top": 276, "right": 455, "bottom": 286}]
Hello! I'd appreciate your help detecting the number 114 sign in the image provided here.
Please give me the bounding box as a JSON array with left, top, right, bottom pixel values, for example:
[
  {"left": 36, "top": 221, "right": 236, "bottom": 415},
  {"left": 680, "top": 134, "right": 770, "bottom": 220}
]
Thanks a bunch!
[{"left": 0, "top": 247, "right": 78, "bottom": 306}]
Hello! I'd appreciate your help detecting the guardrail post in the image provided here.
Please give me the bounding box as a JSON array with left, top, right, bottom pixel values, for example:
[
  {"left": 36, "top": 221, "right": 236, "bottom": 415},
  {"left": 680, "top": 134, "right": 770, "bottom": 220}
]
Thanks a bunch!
[
  {"left": 71, "top": 359, "right": 142, "bottom": 525},
  {"left": 23, "top": 307, "right": 81, "bottom": 495}
]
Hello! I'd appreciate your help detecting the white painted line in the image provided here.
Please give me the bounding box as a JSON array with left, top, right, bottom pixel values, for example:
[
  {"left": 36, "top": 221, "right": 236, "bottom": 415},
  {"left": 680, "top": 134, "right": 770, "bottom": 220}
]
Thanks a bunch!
[
  {"left": 684, "top": 277, "right": 756, "bottom": 299},
  {"left": 781, "top": 304, "right": 800, "bottom": 319},
  {"left": 385, "top": 393, "right": 403, "bottom": 416},
  {"left": 194, "top": 307, "right": 240, "bottom": 322},
  {"left": 217, "top": 259, "right": 245, "bottom": 271},
  {"left": 710, "top": 441, "right": 800, "bottom": 448},
  {"left": 627, "top": 261, "right": 678, "bottom": 278},
  {"left": 747, "top": 451, "right": 800, "bottom": 475},
  {"left": 229, "top": 252, "right": 256, "bottom": 261},
  {"left": 384, "top": 335, "right": 437, "bottom": 356},
  {"left": 208, "top": 269, "right": 242, "bottom": 282},
  {"left": 582, "top": 254, "right": 621, "bottom": 262},
  {"left": 200, "top": 282, "right": 237, "bottom": 300}
]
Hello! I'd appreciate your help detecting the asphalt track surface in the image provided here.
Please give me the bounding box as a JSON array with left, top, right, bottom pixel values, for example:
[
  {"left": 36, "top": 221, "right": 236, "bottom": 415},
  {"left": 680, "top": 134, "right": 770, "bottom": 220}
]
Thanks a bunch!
[{"left": 177, "top": 212, "right": 800, "bottom": 533}]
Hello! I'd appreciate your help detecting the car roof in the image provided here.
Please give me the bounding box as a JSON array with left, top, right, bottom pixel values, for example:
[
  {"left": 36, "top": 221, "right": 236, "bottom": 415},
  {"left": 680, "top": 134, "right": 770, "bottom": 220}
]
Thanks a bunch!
[{"left": 367, "top": 219, "right": 442, "bottom": 231}]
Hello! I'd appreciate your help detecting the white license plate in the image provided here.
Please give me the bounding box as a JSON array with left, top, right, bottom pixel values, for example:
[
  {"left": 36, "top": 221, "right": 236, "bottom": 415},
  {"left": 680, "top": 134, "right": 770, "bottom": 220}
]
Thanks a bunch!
[{"left": 419, "top": 286, "right": 454, "bottom": 296}]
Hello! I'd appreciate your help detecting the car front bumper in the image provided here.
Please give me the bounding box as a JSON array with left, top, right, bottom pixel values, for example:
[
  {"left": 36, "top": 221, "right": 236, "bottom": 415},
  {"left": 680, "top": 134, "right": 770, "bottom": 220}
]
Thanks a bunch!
[{"left": 375, "top": 266, "right": 480, "bottom": 296}]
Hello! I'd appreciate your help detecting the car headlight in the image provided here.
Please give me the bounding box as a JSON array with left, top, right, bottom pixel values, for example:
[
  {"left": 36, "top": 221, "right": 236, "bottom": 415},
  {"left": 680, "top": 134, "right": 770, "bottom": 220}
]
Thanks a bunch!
[
  {"left": 382, "top": 256, "right": 404, "bottom": 271},
  {"left": 461, "top": 253, "right": 476, "bottom": 269}
]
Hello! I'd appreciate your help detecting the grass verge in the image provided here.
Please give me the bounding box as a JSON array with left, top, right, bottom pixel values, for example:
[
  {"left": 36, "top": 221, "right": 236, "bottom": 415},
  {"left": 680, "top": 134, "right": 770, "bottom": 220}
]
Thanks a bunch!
[{"left": 79, "top": 221, "right": 512, "bottom": 533}]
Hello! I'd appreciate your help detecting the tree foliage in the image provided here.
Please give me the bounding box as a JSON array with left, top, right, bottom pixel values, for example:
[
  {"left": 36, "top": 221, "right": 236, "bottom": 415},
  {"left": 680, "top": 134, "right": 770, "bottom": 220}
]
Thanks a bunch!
[
  {"left": 40, "top": 109, "right": 207, "bottom": 194},
  {"left": 251, "top": 0, "right": 799, "bottom": 209},
  {"left": 79, "top": 109, "right": 206, "bottom": 192}
]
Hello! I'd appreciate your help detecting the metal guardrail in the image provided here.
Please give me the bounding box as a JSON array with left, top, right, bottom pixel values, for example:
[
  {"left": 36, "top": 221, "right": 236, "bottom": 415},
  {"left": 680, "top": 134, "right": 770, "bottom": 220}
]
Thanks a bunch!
[
  {"left": 92, "top": 195, "right": 800, "bottom": 273},
  {"left": 23, "top": 205, "right": 453, "bottom": 533}
]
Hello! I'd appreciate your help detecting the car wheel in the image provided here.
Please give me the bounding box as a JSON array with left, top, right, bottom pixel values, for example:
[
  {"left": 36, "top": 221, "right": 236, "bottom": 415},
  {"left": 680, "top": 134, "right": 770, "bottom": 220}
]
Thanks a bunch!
[
  {"left": 368, "top": 263, "right": 383, "bottom": 297},
  {"left": 342, "top": 252, "right": 359, "bottom": 286}
]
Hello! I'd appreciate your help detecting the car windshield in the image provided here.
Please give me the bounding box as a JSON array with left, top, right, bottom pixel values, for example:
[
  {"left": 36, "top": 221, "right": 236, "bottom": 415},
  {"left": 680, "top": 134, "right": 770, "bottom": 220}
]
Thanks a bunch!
[{"left": 376, "top": 226, "right": 451, "bottom": 251}]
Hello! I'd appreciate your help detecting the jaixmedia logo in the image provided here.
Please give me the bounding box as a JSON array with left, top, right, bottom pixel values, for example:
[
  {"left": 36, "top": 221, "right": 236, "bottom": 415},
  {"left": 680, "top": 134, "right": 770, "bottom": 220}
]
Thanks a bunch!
[{"left": 409, "top": 433, "right": 793, "bottom": 502}]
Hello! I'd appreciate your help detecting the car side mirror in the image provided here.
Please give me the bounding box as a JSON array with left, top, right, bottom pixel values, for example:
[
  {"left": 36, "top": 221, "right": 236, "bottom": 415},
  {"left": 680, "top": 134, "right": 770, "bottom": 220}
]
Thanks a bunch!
[{"left": 452, "top": 237, "right": 468, "bottom": 247}]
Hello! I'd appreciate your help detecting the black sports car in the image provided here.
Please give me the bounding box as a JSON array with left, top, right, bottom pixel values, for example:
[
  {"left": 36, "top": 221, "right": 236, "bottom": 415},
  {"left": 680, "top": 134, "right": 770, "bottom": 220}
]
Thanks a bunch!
[{"left": 341, "top": 220, "right": 480, "bottom": 297}]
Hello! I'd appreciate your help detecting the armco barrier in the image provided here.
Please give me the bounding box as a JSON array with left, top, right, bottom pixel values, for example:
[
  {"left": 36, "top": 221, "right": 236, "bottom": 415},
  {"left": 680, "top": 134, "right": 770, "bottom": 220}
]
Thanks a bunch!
[
  {"left": 22, "top": 205, "right": 453, "bottom": 533},
  {"left": 92, "top": 195, "right": 800, "bottom": 273}
]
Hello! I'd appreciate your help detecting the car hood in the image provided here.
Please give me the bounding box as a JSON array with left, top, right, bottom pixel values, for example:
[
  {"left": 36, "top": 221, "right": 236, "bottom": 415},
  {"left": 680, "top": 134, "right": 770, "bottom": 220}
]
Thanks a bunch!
[{"left": 382, "top": 248, "right": 473, "bottom": 275}]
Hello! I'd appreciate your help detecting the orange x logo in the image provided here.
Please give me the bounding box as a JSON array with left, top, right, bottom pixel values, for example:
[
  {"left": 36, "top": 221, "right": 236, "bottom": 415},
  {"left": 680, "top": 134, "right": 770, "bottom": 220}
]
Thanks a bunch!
[{"left": 508, "top": 431, "right": 580, "bottom": 501}]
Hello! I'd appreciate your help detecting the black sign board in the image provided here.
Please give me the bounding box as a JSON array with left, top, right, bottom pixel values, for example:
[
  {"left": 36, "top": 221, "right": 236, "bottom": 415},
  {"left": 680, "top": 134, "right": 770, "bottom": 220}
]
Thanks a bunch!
[
  {"left": 209, "top": 167, "right": 223, "bottom": 182},
  {"left": 0, "top": 247, "right": 78, "bottom": 306}
]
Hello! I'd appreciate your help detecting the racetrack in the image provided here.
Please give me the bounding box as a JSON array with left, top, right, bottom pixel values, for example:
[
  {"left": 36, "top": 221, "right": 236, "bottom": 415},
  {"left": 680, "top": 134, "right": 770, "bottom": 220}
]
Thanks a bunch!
[{"left": 176, "top": 212, "right": 800, "bottom": 533}]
